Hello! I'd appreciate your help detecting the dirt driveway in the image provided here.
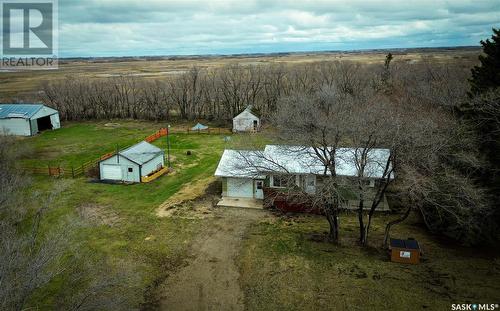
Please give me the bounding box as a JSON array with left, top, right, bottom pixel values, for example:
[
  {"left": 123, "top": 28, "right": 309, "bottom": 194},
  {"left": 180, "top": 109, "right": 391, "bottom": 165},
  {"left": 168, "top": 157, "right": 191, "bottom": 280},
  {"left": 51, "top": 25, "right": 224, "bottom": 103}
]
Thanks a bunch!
[{"left": 158, "top": 207, "right": 265, "bottom": 311}]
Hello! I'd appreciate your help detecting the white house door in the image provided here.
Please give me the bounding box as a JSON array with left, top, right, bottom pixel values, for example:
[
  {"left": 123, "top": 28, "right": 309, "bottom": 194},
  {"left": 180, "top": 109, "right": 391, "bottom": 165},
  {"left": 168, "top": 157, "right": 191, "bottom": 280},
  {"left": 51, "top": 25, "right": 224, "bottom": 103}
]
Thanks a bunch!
[
  {"left": 305, "top": 175, "right": 316, "bottom": 194},
  {"left": 102, "top": 164, "right": 122, "bottom": 180},
  {"left": 254, "top": 180, "right": 264, "bottom": 199}
]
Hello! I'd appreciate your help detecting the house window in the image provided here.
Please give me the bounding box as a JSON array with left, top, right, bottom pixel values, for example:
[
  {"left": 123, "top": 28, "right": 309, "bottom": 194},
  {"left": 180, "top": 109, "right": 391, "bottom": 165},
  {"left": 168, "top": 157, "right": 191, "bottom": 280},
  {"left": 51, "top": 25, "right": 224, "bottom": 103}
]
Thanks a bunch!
[
  {"left": 128, "top": 167, "right": 133, "bottom": 173},
  {"left": 363, "top": 179, "right": 375, "bottom": 188},
  {"left": 256, "top": 181, "right": 263, "bottom": 189},
  {"left": 272, "top": 175, "right": 290, "bottom": 188}
]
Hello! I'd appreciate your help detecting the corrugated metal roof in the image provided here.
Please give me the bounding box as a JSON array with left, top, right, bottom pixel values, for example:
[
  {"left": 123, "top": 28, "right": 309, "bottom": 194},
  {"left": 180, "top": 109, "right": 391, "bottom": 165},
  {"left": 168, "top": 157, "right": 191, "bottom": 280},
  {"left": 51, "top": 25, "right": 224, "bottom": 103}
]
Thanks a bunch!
[
  {"left": 263, "top": 145, "right": 393, "bottom": 178},
  {"left": 0, "top": 104, "right": 44, "bottom": 119},
  {"left": 214, "top": 149, "right": 266, "bottom": 178},
  {"left": 214, "top": 145, "right": 394, "bottom": 179},
  {"left": 119, "top": 141, "right": 164, "bottom": 165}
]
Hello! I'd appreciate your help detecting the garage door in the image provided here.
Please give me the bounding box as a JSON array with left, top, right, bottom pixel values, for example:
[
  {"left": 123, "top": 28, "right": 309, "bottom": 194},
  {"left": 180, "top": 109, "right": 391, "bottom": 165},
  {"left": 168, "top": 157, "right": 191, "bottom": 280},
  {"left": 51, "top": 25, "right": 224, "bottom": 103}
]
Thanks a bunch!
[
  {"left": 102, "top": 164, "right": 122, "bottom": 180},
  {"left": 227, "top": 178, "right": 253, "bottom": 198}
]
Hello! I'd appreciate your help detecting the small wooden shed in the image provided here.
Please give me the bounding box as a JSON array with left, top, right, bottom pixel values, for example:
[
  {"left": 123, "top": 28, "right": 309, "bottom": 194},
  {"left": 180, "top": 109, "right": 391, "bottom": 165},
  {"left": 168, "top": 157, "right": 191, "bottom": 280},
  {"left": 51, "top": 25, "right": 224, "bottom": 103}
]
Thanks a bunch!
[
  {"left": 232, "top": 105, "right": 260, "bottom": 133},
  {"left": 390, "top": 238, "right": 421, "bottom": 264}
]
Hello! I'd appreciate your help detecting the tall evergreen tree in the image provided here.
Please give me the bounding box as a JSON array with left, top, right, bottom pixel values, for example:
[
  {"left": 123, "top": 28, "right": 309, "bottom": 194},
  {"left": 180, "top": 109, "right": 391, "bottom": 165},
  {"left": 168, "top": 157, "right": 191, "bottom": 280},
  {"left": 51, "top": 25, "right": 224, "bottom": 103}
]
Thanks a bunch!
[
  {"left": 464, "top": 28, "right": 500, "bottom": 242},
  {"left": 469, "top": 28, "right": 500, "bottom": 95}
]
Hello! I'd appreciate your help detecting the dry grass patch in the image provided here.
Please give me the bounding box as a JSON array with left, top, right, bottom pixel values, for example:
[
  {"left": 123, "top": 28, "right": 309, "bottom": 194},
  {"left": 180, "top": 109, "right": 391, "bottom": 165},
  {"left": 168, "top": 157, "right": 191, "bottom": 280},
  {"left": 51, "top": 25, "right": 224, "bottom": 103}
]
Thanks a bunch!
[
  {"left": 77, "top": 203, "right": 121, "bottom": 226},
  {"left": 156, "top": 176, "right": 218, "bottom": 218}
]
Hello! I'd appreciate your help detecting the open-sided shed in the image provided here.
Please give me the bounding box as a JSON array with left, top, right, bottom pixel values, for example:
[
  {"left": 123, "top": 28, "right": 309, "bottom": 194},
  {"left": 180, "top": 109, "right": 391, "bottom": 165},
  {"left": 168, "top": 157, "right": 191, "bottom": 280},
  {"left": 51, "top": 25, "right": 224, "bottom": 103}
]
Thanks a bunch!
[{"left": 0, "top": 103, "right": 60, "bottom": 136}]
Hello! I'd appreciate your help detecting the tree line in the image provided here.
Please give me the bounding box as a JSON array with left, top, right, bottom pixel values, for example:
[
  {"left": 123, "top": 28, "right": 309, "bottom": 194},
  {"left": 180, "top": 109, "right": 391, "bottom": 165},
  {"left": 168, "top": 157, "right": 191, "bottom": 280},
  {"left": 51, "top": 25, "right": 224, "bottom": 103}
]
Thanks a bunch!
[{"left": 39, "top": 57, "right": 470, "bottom": 123}]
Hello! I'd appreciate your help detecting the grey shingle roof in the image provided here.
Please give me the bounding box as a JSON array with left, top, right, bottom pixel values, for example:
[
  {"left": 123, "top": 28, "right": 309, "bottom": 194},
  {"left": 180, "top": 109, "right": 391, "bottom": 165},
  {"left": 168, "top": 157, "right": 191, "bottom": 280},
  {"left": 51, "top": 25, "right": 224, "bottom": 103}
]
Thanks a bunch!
[
  {"left": 0, "top": 104, "right": 43, "bottom": 119},
  {"left": 119, "top": 141, "right": 164, "bottom": 165}
]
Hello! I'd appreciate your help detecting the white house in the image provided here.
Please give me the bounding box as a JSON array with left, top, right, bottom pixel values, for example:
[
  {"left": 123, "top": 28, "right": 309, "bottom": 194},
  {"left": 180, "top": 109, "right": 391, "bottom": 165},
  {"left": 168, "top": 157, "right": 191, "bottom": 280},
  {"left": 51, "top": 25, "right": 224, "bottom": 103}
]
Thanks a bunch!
[
  {"left": 232, "top": 105, "right": 260, "bottom": 132},
  {"left": 0, "top": 103, "right": 60, "bottom": 136},
  {"left": 99, "top": 141, "right": 165, "bottom": 183},
  {"left": 214, "top": 145, "right": 393, "bottom": 211}
]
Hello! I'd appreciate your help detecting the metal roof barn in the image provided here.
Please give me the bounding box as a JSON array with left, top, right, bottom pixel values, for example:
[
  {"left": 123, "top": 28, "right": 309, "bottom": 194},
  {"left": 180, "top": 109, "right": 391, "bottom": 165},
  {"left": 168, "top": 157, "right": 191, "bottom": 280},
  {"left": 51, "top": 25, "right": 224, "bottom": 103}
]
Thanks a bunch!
[{"left": 0, "top": 103, "right": 61, "bottom": 136}]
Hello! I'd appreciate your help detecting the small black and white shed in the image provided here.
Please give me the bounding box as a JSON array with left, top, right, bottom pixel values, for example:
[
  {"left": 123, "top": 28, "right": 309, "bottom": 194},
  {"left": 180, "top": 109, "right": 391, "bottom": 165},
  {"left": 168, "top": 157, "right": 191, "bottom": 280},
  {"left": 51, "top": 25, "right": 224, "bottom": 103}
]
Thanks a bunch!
[
  {"left": 0, "top": 103, "right": 60, "bottom": 136},
  {"left": 99, "top": 141, "right": 165, "bottom": 183}
]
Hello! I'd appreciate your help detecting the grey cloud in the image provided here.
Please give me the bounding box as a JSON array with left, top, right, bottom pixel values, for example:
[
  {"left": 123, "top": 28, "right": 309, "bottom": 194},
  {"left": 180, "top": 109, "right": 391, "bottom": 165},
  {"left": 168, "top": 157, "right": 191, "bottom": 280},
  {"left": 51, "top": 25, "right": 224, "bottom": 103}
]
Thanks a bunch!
[{"left": 56, "top": 0, "right": 500, "bottom": 57}]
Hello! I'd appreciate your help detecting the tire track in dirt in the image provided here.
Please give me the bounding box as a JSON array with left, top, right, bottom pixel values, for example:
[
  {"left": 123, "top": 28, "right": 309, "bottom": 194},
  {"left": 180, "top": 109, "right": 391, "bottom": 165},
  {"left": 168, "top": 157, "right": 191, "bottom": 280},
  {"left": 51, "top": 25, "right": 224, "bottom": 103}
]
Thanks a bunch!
[{"left": 158, "top": 207, "right": 265, "bottom": 311}]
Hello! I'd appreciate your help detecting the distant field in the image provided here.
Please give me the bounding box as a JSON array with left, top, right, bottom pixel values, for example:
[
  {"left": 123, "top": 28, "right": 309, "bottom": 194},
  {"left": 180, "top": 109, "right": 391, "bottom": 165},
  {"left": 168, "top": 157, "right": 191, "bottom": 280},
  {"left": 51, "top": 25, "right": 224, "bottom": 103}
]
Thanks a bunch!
[{"left": 0, "top": 48, "right": 480, "bottom": 100}]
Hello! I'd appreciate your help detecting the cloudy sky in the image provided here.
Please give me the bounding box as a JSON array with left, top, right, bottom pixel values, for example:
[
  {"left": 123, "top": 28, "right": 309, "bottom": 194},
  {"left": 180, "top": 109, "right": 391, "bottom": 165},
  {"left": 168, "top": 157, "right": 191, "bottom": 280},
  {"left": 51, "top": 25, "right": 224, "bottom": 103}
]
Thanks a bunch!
[{"left": 57, "top": 0, "right": 500, "bottom": 57}]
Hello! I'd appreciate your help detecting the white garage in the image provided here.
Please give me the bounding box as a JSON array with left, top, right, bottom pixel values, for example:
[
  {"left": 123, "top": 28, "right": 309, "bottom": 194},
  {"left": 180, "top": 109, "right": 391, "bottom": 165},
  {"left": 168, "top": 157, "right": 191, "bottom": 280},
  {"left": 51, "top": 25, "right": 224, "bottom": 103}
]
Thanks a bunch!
[
  {"left": 99, "top": 141, "right": 165, "bottom": 183},
  {"left": 214, "top": 150, "right": 265, "bottom": 200},
  {"left": 101, "top": 164, "right": 123, "bottom": 180},
  {"left": 0, "top": 103, "right": 60, "bottom": 136},
  {"left": 227, "top": 178, "right": 254, "bottom": 198}
]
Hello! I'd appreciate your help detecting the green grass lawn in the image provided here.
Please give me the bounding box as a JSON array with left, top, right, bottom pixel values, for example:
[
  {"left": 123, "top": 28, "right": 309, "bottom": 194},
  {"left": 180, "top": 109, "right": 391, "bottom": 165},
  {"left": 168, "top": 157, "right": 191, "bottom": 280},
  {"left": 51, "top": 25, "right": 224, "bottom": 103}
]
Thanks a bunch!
[
  {"left": 17, "top": 120, "right": 229, "bottom": 309},
  {"left": 17, "top": 120, "right": 167, "bottom": 167},
  {"left": 238, "top": 212, "right": 500, "bottom": 311}
]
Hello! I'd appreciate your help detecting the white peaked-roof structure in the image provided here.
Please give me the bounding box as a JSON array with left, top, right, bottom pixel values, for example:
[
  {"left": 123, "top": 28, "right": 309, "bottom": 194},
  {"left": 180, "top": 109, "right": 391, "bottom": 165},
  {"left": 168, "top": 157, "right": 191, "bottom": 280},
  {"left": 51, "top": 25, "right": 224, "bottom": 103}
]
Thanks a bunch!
[
  {"left": 120, "top": 141, "right": 164, "bottom": 165},
  {"left": 99, "top": 141, "right": 165, "bottom": 183},
  {"left": 0, "top": 103, "right": 60, "bottom": 136},
  {"left": 232, "top": 105, "right": 260, "bottom": 132}
]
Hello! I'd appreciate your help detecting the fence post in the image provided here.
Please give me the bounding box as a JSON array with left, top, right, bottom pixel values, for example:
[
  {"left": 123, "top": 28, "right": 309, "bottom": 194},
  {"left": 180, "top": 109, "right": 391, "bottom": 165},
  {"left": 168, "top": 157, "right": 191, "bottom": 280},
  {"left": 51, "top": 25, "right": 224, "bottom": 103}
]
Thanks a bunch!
[
  {"left": 48, "top": 164, "right": 50, "bottom": 176},
  {"left": 71, "top": 166, "right": 75, "bottom": 178}
]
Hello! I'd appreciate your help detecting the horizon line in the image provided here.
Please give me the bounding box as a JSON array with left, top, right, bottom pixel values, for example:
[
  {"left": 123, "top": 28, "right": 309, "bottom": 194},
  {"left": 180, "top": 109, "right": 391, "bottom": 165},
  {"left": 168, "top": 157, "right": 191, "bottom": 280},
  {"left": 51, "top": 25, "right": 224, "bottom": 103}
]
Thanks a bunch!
[{"left": 58, "top": 45, "right": 480, "bottom": 60}]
